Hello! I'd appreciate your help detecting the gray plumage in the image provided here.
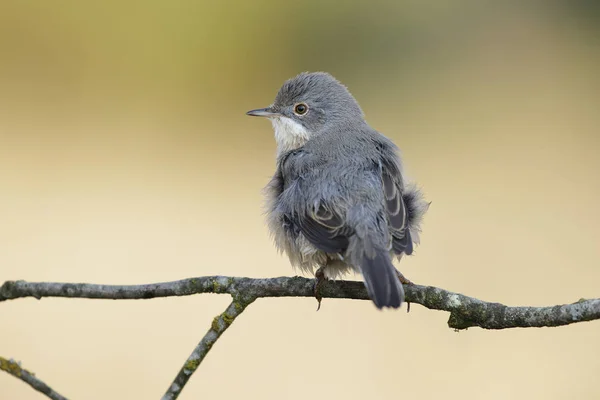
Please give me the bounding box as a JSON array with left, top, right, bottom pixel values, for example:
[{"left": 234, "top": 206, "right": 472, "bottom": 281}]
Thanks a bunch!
[{"left": 247, "top": 72, "right": 429, "bottom": 309}]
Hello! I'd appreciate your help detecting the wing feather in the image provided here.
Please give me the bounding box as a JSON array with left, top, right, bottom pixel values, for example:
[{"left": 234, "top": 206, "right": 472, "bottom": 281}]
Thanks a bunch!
[
  {"left": 296, "top": 205, "right": 351, "bottom": 254},
  {"left": 381, "top": 162, "right": 413, "bottom": 256}
]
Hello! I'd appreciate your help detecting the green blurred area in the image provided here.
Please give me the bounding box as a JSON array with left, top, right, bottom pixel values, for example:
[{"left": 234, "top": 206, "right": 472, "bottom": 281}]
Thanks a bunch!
[{"left": 1, "top": 1, "right": 596, "bottom": 115}]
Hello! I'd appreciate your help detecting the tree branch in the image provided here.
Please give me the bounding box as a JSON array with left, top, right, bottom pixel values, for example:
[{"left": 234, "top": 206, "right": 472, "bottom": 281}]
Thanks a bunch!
[
  {"left": 1, "top": 276, "right": 598, "bottom": 330},
  {"left": 161, "top": 295, "right": 255, "bottom": 400},
  {"left": 2, "top": 276, "right": 599, "bottom": 400},
  {"left": 0, "top": 356, "right": 68, "bottom": 400}
]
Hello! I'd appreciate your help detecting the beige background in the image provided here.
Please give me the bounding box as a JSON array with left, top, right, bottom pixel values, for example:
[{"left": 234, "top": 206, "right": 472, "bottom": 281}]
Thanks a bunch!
[{"left": 1, "top": 2, "right": 599, "bottom": 399}]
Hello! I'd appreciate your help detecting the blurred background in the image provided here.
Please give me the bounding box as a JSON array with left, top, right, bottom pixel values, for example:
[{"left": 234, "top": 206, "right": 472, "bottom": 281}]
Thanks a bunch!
[{"left": 1, "top": 1, "right": 599, "bottom": 399}]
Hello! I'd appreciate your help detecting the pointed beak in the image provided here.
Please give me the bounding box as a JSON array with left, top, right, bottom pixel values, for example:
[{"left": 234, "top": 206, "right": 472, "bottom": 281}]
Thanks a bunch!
[{"left": 246, "top": 107, "right": 278, "bottom": 117}]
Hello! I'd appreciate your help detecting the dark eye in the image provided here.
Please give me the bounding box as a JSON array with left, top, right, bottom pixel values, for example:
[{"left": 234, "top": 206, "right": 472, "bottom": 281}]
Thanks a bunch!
[{"left": 294, "top": 103, "right": 308, "bottom": 115}]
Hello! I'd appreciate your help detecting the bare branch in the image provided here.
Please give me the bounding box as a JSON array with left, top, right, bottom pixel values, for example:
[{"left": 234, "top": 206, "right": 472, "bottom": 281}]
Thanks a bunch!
[
  {"left": 1, "top": 276, "right": 598, "bottom": 330},
  {"left": 0, "top": 356, "right": 68, "bottom": 400},
  {"left": 2, "top": 277, "right": 599, "bottom": 400},
  {"left": 161, "top": 295, "right": 255, "bottom": 400}
]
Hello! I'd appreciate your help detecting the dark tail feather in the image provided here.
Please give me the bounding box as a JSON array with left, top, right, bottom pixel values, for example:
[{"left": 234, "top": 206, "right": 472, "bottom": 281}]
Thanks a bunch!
[{"left": 360, "top": 250, "right": 404, "bottom": 309}]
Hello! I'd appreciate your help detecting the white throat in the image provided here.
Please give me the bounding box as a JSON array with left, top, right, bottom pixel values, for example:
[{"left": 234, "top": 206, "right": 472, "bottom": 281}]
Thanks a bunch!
[{"left": 270, "top": 116, "right": 311, "bottom": 155}]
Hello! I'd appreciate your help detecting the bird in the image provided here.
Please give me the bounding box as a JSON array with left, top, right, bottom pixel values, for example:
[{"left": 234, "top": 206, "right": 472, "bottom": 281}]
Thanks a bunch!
[{"left": 246, "top": 72, "right": 428, "bottom": 309}]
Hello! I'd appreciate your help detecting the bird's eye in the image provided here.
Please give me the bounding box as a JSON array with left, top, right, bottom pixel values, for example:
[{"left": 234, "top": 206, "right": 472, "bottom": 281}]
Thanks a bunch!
[{"left": 294, "top": 103, "right": 308, "bottom": 115}]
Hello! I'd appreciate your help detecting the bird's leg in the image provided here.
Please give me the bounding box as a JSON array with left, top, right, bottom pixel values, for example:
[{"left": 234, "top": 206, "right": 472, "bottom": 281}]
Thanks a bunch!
[
  {"left": 314, "top": 266, "right": 328, "bottom": 311},
  {"left": 396, "top": 269, "right": 413, "bottom": 285},
  {"left": 396, "top": 269, "right": 414, "bottom": 313}
]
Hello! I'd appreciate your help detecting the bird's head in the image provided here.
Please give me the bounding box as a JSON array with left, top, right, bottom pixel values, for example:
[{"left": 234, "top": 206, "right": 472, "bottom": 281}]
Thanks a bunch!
[{"left": 247, "top": 72, "right": 364, "bottom": 153}]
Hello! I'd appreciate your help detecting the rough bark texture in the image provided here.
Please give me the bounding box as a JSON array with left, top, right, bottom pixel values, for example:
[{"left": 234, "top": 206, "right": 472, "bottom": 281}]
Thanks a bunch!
[
  {"left": 0, "top": 356, "right": 68, "bottom": 400},
  {"left": 161, "top": 295, "right": 256, "bottom": 400},
  {"left": 1, "top": 276, "right": 598, "bottom": 330},
  {"left": 2, "top": 276, "right": 599, "bottom": 400}
]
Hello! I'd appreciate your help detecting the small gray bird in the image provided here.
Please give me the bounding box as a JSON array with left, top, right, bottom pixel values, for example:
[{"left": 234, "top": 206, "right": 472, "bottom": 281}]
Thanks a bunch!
[{"left": 247, "top": 72, "right": 428, "bottom": 309}]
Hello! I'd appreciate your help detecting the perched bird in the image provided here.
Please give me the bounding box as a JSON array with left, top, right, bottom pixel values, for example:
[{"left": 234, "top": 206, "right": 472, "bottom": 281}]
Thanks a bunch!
[{"left": 247, "top": 72, "right": 428, "bottom": 309}]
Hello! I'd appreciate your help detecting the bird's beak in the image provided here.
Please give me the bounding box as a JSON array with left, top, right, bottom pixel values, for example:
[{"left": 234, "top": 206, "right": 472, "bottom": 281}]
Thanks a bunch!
[{"left": 246, "top": 107, "right": 278, "bottom": 117}]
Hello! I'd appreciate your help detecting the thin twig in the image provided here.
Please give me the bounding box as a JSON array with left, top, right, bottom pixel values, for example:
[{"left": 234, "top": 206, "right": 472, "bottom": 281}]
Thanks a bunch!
[
  {"left": 161, "top": 295, "right": 256, "bottom": 400},
  {"left": 0, "top": 356, "right": 68, "bottom": 400},
  {"left": 1, "top": 276, "right": 598, "bottom": 330}
]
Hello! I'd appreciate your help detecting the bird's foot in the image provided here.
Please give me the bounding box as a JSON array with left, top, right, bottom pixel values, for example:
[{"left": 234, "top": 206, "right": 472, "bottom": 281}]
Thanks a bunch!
[
  {"left": 396, "top": 269, "right": 413, "bottom": 285},
  {"left": 396, "top": 269, "right": 414, "bottom": 313},
  {"left": 314, "top": 267, "right": 328, "bottom": 311}
]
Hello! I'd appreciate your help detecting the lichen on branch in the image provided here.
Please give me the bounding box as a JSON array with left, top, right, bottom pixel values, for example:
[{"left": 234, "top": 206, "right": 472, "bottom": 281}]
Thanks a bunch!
[{"left": 2, "top": 275, "right": 599, "bottom": 400}]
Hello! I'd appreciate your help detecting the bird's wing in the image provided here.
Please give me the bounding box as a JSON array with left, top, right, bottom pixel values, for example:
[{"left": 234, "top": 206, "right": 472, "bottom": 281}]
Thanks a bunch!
[
  {"left": 296, "top": 203, "right": 352, "bottom": 254},
  {"left": 381, "top": 160, "right": 413, "bottom": 256},
  {"left": 277, "top": 148, "right": 354, "bottom": 255},
  {"left": 291, "top": 164, "right": 412, "bottom": 256},
  {"left": 292, "top": 167, "right": 404, "bottom": 309}
]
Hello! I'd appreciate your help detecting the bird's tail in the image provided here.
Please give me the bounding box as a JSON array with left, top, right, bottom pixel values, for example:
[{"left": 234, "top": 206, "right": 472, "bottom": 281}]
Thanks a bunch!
[{"left": 358, "top": 247, "right": 404, "bottom": 309}]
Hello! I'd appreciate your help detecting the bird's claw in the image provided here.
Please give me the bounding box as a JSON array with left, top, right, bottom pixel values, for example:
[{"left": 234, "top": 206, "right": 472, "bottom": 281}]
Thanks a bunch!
[
  {"left": 396, "top": 269, "right": 414, "bottom": 286},
  {"left": 314, "top": 267, "right": 327, "bottom": 311},
  {"left": 396, "top": 269, "right": 414, "bottom": 313}
]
